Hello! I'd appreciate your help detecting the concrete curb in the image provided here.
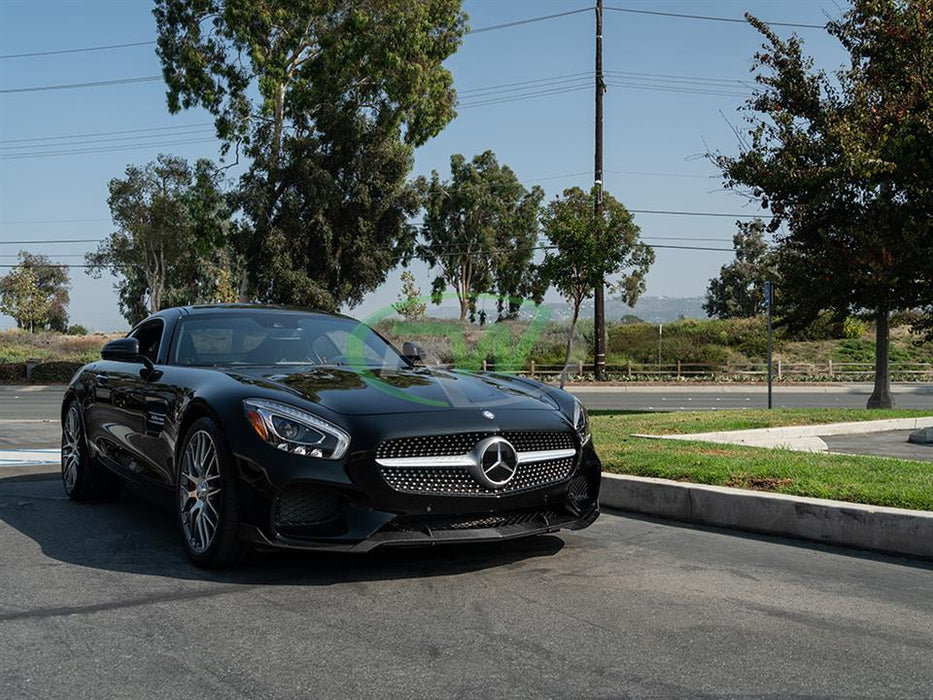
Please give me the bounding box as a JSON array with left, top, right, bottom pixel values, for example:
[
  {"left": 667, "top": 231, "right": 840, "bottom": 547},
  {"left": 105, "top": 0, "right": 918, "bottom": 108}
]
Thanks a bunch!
[{"left": 600, "top": 473, "right": 933, "bottom": 560}]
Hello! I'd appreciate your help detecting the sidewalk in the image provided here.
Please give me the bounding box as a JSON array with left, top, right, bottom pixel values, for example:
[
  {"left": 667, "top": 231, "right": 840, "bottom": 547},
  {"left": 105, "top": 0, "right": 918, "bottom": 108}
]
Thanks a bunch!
[{"left": 636, "top": 416, "right": 933, "bottom": 452}]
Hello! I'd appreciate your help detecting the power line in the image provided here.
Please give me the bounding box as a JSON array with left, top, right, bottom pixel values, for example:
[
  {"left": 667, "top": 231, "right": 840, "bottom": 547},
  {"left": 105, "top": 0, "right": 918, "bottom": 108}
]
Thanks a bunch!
[
  {"left": 0, "top": 123, "right": 213, "bottom": 145},
  {"left": 650, "top": 243, "right": 732, "bottom": 252},
  {"left": 470, "top": 8, "right": 593, "bottom": 34},
  {"left": 459, "top": 84, "right": 592, "bottom": 109},
  {"left": 0, "top": 76, "right": 162, "bottom": 94},
  {"left": 458, "top": 72, "right": 591, "bottom": 96},
  {"left": 0, "top": 239, "right": 104, "bottom": 245},
  {"left": 0, "top": 4, "right": 822, "bottom": 67},
  {"left": 0, "top": 128, "right": 216, "bottom": 153},
  {"left": 0, "top": 136, "right": 219, "bottom": 160},
  {"left": 0, "top": 7, "right": 594, "bottom": 64},
  {"left": 0, "top": 219, "right": 108, "bottom": 225},
  {"left": 605, "top": 81, "right": 747, "bottom": 99},
  {"left": 0, "top": 254, "right": 88, "bottom": 258},
  {"left": 0, "top": 40, "right": 156, "bottom": 60},
  {"left": 605, "top": 70, "right": 752, "bottom": 87},
  {"left": 629, "top": 209, "right": 772, "bottom": 219},
  {"left": 603, "top": 6, "right": 824, "bottom": 29},
  {"left": 526, "top": 169, "right": 713, "bottom": 183}
]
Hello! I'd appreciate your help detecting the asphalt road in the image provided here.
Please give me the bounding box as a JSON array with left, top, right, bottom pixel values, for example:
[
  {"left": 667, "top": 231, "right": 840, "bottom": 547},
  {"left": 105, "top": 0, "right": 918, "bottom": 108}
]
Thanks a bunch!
[
  {"left": 1, "top": 383, "right": 931, "bottom": 423},
  {"left": 1, "top": 472, "right": 931, "bottom": 699},
  {"left": 822, "top": 429, "right": 933, "bottom": 462},
  {"left": 572, "top": 383, "right": 933, "bottom": 411}
]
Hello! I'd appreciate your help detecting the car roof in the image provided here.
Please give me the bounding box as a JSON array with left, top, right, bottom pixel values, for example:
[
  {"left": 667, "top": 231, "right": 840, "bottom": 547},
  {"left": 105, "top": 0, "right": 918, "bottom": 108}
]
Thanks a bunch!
[{"left": 172, "top": 303, "right": 355, "bottom": 321}]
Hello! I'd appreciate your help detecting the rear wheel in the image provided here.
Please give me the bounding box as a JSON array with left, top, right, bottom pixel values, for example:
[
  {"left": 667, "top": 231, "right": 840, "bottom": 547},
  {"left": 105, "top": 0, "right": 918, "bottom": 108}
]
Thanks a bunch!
[
  {"left": 176, "top": 417, "right": 249, "bottom": 568},
  {"left": 61, "top": 401, "right": 121, "bottom": 500}
]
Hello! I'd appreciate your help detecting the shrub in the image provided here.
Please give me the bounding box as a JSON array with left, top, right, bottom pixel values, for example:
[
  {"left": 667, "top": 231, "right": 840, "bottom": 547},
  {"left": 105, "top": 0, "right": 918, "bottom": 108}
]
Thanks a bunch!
[
  {"left": 842, "top": 317, "right": 867, "bottom": 339},
  {"left": 30, "top": 361, "right": 83, "bottom": 384},
  {"left": 66, "top": 324, "right": 89, "bottom": 336},
  {"left": 0, "top": 363, "right": 26, "bottom": 383}
]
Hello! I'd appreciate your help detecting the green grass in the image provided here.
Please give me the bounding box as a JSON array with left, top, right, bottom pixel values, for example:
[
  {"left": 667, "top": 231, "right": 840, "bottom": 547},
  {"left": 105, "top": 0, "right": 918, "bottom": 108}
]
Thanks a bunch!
[{"left": 591, "top": 409, "right": 933, "bottom": 511}]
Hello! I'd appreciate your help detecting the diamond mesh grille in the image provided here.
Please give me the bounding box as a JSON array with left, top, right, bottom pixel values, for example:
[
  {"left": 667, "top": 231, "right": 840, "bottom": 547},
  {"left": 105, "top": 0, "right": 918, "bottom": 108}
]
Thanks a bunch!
[{"left": 379, "top": 456, "right": 575, "bottom": 497}]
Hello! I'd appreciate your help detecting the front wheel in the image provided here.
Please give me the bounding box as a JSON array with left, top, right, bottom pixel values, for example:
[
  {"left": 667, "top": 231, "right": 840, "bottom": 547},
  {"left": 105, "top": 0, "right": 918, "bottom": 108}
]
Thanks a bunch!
[
  {"left": 61, "top": 401, "right": 121, "bottom": 500},
  {"left": 176, "top": 416, "right": 249, "bottom": 568}
]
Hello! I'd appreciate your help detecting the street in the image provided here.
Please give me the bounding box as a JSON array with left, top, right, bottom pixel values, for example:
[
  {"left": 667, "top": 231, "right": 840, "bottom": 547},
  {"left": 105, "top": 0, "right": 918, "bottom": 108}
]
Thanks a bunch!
[
  {"left": 0, "top": 471, "right": 931, "bottom": 699},
  {"left": 1, "top": 383, "right": 931, "bottom": 425}
]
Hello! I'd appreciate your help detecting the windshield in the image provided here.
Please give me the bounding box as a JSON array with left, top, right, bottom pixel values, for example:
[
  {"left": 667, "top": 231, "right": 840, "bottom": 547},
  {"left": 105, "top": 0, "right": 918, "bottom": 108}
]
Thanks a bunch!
[{"left": 170, "top": 312, "right": 408, "bottom": 369}]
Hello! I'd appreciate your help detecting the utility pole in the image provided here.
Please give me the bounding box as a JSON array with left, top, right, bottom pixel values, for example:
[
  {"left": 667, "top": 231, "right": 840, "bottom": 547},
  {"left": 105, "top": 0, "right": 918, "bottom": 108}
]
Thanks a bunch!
[
  {"left": 765, "top": 280, "right": 773, "bottom": 409},
  {"left": 593, "top": 0, "right": 606, "bottom": 380}
]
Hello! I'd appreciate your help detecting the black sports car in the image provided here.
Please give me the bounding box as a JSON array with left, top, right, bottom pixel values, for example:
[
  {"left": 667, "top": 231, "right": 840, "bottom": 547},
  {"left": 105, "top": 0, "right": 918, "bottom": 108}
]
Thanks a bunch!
[{"left": 61, "top": 305, "right": 600, "bottom": 567}]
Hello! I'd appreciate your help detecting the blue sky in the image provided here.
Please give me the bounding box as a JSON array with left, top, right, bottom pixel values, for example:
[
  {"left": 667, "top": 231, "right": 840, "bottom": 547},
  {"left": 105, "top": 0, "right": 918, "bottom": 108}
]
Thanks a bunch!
[{"left": 0, "top": 0, "right": 848, "bottom": 331}]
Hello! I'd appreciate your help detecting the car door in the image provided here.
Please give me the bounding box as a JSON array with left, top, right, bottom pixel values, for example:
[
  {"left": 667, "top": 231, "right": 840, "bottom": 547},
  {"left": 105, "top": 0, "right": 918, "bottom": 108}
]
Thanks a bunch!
[
  {"left": 82, "top": 325, "right": 156, "bottom": 480},
  {"left": 116, "top": 318, "right": 183, "bottom": 486},
  {"left": 83, "top": 319, "right": 167, "bottom": 484}
]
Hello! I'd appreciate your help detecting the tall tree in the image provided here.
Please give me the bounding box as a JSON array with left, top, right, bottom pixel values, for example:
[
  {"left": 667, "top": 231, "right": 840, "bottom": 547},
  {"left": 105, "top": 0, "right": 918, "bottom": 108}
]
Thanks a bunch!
[
  {"left": 86, "top": 155, "right": 234, "bottom": 325},
  {"left": 714, "top": 1, "right": 933, "bottom": 408},
  {"left": 0, "top": 252, "right": 70, "bottom": 331},
  {"left": 154, "top": 0, "right": 466, "bottom": 310},
  {"left": 0, "top": 264, "right": 52, "bottom": 333},
  {"left": 704, "top": 219, "right": 777, "bottom": 319},
  {"left": 539, "top": 187, "right": 654, "bottom": 388},
  {"left": 418, "top": 151, "right": 544, "bottom": 321}
]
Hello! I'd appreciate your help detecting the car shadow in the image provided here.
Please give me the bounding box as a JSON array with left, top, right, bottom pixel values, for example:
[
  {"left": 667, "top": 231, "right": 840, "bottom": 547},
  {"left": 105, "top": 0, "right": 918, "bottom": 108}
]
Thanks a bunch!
[{"left": 0, "top": 473, "right": 565, "bottom": 584}]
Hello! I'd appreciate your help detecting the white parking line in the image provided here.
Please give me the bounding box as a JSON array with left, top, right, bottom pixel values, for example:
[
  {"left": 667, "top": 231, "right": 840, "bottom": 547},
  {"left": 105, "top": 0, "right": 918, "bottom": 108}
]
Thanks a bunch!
[{"left": 0, "top": 448, "right": 61, "bottom": 467}]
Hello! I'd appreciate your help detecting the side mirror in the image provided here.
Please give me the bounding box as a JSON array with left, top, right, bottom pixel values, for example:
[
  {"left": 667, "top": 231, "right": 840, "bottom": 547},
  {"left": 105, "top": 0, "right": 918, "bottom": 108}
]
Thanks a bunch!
[
  {"left": 402, "top": 341, "right": 426, "bottom": 365},
  {"left": 102, "top": 337, "right": 141, "bottom": 362}
]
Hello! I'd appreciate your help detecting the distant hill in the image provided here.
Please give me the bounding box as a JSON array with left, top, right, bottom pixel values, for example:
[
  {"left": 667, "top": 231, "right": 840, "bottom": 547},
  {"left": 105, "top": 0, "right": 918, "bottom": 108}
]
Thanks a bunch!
[
  {"left": 422, "top": 296, "right": 708, "bottom": 323},
  {"left": 528, "top": 296, "right": 708, "bottom": 323}
]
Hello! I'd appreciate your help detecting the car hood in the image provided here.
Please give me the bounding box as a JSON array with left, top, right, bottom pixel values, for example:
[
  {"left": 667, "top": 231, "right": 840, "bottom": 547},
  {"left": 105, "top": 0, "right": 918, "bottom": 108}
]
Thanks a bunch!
[{"left": 222, "top": 365, "right": 561, "bottom": 416}]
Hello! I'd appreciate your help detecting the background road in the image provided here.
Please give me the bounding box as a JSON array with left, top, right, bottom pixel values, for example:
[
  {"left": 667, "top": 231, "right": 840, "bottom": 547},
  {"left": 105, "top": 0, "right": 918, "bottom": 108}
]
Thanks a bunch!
[
  {"left": 0, "top": 472, "right": 930, "bottom": 699},
  {"left": 1, "top": 383, "right": 931, "bottom": 423}
]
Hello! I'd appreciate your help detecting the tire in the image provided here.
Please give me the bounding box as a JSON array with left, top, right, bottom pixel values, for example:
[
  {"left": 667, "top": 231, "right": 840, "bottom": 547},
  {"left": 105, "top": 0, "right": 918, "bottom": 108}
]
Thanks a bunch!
[
  {"left": 175, "top": 416, "right": 250, "bottom": 568},
  {"left": 61, "top": 401, "right": 122, "bottom": 501}
]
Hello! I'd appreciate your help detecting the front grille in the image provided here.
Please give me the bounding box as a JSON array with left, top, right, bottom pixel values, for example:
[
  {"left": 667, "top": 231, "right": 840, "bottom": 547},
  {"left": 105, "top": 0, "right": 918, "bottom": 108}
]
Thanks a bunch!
[
  {"left": 273, "top": 485, "right": 343, "bottom": 527},
  {"left": 379, "top": 456, "right": 575, "bottom": 497},
  {"left": 376, "top": 430, "right": 575, "bottom": 459},
  {"left": 383, "top": 508, "right": 565, "bottom": 533}
]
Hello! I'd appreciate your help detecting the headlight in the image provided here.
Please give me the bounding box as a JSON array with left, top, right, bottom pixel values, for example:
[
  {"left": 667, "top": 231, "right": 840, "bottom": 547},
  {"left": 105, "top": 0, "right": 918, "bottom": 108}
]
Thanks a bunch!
[
  {"left": 243, "top": 398, "right": 350, "bottom": 460},
  {"left": 572, "top": 398, "right": 591, "bottom": 445}
]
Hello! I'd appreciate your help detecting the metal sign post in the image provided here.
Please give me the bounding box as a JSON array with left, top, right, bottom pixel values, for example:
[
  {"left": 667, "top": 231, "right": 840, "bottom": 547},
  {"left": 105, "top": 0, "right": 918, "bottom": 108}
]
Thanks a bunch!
[{"left": 765, "top": 280, "right": 773, "bottom": 409}]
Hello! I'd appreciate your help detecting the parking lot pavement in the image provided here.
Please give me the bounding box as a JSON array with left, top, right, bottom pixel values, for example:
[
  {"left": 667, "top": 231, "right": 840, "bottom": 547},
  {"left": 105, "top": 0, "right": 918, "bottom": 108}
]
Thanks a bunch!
[
  {"left": 822, "top": 430, "right": 933, "bottom": 462},
  {"left": 0, "top": 420, "right": 60, "bottom": 449},
  {"left": 1, "top": 474, "right": 931, "bottom": 699}
]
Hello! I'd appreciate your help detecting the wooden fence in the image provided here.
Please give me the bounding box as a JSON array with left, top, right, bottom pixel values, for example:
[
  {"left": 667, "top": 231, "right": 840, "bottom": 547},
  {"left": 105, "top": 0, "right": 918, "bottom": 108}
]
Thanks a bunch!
[{"left": 472, "top": 360, "right": 933, "bottom": 381}]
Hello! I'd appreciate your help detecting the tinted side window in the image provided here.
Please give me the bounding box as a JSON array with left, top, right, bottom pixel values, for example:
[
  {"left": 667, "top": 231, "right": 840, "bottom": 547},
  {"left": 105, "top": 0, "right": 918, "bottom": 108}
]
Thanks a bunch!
[{"left": 132, "top": 320, "right": 164, "bottom": 363}]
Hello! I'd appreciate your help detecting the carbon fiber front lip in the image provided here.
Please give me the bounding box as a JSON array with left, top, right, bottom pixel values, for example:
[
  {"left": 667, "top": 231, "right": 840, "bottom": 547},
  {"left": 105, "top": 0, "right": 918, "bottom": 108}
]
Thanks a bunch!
[{"left": 238, "top": 504, "right": 599, "bottom": 553}]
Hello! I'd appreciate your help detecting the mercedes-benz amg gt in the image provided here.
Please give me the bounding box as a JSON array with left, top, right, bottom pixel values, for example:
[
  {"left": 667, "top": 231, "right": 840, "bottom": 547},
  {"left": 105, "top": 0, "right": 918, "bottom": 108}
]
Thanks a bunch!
[{"left": 61, "top": 305, "right": 600, "bottom": 567}]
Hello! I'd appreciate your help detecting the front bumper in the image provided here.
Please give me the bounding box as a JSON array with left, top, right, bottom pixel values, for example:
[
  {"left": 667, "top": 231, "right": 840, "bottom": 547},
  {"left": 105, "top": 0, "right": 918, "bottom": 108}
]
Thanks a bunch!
[
  {"left": 226, "top": 408, "right": 602, "bottom": 552},
  {"left": 238, "top": 503, "right": 599, "bottom": 553}
]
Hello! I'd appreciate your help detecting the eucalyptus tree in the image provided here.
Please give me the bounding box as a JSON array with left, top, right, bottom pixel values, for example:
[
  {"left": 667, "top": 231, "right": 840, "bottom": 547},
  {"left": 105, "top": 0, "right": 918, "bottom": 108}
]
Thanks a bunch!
[
  {"left": 418, "top": 151, "right": 544, "bottom": 321},
  {"left": 154, "top": 0, "right": 467, "bottom": 310},
  {"left": 704, "top": 219, "right": 778, "bottom": 319},
  {"left": 87, "top": 155, "right": 232, "bottom": 325}
]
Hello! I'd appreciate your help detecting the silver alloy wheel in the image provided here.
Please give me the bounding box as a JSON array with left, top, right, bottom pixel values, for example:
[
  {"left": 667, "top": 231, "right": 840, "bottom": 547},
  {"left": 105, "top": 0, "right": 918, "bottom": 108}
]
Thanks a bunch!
[
  {"left": 179, "top": 429, "right": 222, "bottom": 554},
  {"left": 61, "top": 404, "right": 81, "bottom": 493}
]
